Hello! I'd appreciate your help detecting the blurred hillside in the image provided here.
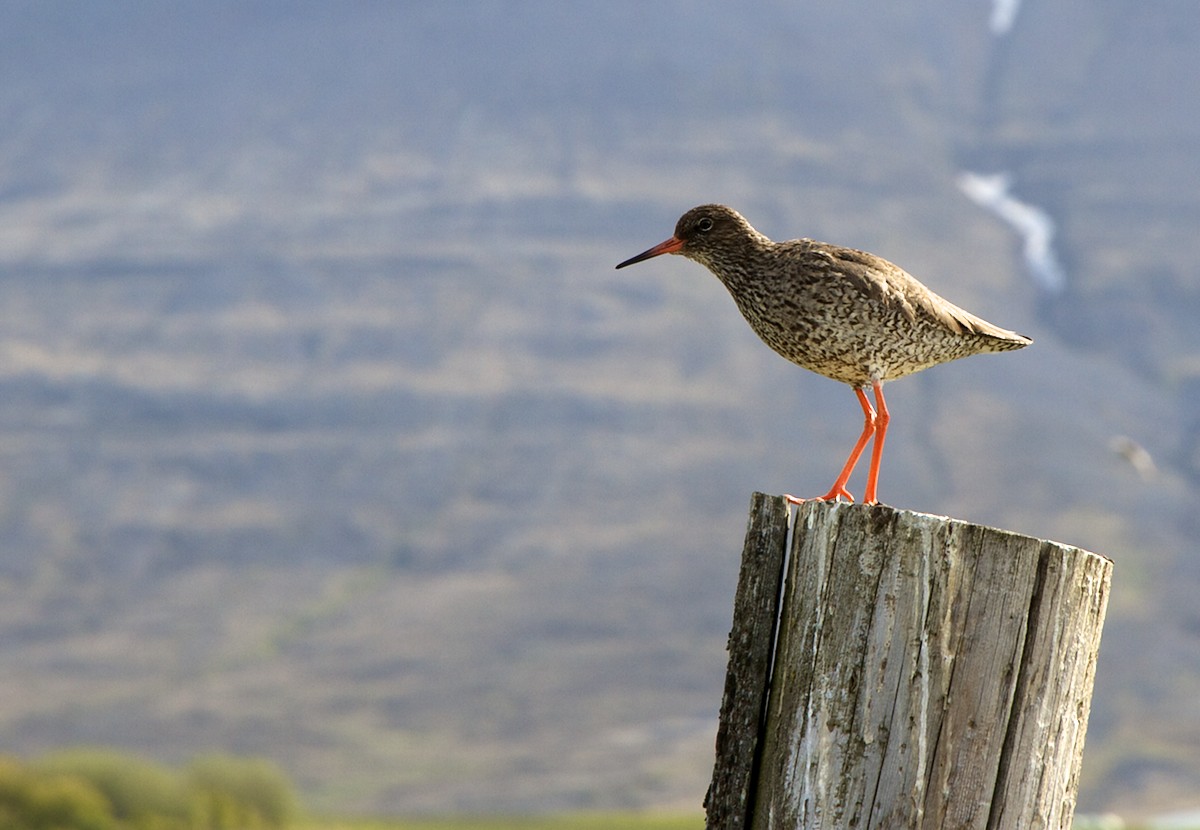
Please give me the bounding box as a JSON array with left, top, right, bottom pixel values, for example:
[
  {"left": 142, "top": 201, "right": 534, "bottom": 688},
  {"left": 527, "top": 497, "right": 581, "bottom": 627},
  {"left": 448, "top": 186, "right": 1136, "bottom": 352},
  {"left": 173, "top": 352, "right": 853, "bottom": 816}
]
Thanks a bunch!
[{"left": 0, "top": 0, "right": 1198, "bottom": 819}]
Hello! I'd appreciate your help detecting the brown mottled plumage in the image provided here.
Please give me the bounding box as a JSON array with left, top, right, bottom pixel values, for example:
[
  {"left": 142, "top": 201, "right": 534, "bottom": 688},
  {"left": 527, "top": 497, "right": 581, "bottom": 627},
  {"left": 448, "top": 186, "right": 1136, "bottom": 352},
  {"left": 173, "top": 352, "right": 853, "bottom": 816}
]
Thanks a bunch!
[{"left": 615, "top": 204, "right": 1031, "bottom": 505}]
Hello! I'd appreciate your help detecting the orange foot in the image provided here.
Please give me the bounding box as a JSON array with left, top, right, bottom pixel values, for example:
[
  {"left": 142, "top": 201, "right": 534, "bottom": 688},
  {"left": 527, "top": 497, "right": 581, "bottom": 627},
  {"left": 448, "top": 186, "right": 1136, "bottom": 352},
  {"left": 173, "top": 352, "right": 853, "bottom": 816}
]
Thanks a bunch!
[{"left": 784, "top": 487, "right": 855, "bottom": 506}]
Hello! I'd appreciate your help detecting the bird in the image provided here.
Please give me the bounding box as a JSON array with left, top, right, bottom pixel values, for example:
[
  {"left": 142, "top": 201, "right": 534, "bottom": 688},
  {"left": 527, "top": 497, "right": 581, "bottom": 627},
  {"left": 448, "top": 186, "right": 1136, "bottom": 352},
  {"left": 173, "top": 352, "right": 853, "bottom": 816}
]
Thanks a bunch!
[
  {"left": 1108, "top": 435, "right": 1156, "bottom": 481},
  {"left": 615, "top": 204, "right": 1032, "bottom": 505}
]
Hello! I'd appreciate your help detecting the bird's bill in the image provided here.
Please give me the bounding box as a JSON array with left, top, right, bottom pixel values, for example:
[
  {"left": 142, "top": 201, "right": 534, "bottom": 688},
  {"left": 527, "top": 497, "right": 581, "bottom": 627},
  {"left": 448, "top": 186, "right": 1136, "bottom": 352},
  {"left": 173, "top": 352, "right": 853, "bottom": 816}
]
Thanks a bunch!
[{"left": 615, "top": 236, "right": 684, "bottom": 269}]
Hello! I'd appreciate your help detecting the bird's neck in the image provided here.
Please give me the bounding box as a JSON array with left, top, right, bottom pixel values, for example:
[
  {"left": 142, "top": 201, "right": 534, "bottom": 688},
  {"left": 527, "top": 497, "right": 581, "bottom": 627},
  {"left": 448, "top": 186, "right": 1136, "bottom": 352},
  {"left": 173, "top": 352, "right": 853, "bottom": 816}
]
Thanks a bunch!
[{"left": 692, "top": 232, "right": 774, "bottom": 289}]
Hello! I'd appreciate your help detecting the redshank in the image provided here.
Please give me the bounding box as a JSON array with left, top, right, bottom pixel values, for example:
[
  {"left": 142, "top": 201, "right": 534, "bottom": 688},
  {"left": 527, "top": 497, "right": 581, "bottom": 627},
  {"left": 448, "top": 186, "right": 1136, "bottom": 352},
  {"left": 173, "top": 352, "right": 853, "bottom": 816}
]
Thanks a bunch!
[{"left": 615, "top": 204, "right": 1031, "bottom": 505}]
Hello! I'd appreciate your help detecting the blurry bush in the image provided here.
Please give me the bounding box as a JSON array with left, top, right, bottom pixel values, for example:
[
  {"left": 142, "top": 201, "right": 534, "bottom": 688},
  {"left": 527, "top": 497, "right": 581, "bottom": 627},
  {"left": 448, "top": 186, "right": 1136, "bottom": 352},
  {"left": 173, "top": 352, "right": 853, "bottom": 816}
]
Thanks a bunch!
[{"left": 0, "top": 749, "right": 297, "bottom": 829}]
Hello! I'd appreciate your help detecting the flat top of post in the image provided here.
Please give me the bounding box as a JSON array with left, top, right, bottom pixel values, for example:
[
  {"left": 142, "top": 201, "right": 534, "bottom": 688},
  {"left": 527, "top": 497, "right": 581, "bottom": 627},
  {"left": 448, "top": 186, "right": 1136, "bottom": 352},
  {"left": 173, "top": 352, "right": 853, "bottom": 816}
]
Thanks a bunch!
[{"left": 776, "top": 495, "right": 1112, "bottom": 564}]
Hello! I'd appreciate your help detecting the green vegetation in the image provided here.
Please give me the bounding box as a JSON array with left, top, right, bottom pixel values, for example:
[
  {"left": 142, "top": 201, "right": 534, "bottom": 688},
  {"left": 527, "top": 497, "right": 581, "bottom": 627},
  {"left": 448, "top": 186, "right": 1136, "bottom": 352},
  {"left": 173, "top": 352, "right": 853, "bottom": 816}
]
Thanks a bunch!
[
  {"left": 298, "top": 817, "right": 703, "bottom": 830},
  {"left": 0, "top": 749, "right": 708, "bottom": 830},
  {"left": 0, "top": 749, "right": 296, "bottom": 829}
]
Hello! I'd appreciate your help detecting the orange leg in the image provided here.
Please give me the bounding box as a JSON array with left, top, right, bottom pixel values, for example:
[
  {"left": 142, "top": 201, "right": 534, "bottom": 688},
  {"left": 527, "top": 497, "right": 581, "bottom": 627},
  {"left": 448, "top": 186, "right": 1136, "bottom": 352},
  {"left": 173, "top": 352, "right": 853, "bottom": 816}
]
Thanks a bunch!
[
  {"left": 861, "top": 380, "right": 889, "bottom": 505},
  {"left": 786, "top": 386, "right": 876, "bottom": 505}
]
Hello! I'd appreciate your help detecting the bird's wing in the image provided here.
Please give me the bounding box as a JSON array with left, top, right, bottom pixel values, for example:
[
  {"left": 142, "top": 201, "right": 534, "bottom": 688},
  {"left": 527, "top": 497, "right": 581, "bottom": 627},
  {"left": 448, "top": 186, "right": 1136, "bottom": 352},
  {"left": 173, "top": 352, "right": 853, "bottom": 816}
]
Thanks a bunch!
[{"left": 822, "top": 244, "right": 1028, "bottom": 342}]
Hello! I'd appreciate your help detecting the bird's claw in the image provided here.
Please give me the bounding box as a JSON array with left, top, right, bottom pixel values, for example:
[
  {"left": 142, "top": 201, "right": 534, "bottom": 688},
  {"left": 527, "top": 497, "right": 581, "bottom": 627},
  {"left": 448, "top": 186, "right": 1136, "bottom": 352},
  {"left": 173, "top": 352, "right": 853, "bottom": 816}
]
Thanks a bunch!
[{"left": 785, "top": 488, "right": 856, "bottom": 506}]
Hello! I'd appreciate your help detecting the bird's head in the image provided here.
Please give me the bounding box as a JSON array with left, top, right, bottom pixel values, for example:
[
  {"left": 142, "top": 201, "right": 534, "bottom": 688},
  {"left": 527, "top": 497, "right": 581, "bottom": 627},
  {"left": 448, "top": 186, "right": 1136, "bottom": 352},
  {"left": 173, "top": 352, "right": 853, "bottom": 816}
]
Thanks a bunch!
[{"left": 615, "top": 204, "right": 766, "bottom": 271}]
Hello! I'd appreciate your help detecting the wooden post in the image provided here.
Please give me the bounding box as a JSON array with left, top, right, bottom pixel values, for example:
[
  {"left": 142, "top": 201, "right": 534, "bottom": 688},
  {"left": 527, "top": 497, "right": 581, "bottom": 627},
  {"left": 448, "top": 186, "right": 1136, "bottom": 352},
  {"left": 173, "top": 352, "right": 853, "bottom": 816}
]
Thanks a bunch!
[{"left": 706, "top": 495, "right": 1112, "bottom": 830}]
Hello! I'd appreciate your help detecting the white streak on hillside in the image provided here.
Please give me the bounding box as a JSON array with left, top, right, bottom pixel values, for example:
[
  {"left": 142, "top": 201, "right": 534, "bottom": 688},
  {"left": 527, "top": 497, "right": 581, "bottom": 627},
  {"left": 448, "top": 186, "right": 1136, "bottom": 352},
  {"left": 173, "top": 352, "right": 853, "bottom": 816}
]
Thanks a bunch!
[
  {"left": 990, "top": 0, "right": 1022, "bottom": 35},
  {"left": 958, "top": 171, "right": 1067, "bottom": 294}
]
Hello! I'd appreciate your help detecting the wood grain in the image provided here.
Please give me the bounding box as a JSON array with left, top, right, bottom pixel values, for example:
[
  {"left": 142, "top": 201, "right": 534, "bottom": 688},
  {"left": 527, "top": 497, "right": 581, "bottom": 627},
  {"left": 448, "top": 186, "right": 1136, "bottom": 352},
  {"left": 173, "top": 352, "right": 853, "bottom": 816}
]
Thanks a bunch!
[{"left": 706, "top": 497, "right": 1112, "bottom": 830}]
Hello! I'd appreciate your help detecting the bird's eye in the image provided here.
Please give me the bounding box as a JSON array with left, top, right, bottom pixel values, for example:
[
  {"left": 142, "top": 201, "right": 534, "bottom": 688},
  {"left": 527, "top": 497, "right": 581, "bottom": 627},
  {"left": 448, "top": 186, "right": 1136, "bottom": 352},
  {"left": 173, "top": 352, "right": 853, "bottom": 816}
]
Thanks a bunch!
[{"left": 696, "top": 217, "right": 714, "bottom": 233}]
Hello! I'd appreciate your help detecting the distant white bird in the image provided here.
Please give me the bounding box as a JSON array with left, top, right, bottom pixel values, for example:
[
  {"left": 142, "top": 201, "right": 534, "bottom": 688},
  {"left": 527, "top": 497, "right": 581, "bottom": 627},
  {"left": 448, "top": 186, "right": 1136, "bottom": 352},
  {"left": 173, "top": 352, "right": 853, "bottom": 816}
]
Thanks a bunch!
[
  {"left": 957, "top": 171, "right": 1068, "bottom": 294},
  {"left": 1108, "top": 435, "right": 1157, "bottom": 480}
]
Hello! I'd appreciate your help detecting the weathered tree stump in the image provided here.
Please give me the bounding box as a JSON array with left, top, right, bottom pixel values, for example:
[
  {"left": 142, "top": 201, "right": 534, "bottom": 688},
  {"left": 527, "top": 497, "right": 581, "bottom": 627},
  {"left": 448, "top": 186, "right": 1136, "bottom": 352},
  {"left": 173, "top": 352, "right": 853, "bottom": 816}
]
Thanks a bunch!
[{"left": 707, "top": 494, "right": 1112, "bottom": 830}]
